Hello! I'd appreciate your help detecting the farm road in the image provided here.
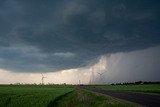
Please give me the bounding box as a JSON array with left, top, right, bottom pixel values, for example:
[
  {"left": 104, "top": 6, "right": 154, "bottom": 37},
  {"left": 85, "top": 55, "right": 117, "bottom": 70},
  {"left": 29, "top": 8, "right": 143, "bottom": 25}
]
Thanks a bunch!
[{"left": 85, "top": 87, "right": 160, "bottom": 107}]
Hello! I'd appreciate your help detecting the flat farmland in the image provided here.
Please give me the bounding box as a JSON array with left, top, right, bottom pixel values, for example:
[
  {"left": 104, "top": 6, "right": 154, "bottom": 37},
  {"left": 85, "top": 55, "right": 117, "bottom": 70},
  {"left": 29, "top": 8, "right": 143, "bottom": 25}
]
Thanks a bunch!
[
  {"left": 0, "top": 85, "right": 73, "bottom": 107},
  {"left": 0, "top": 85, "right": 139, "bottom": 107}
]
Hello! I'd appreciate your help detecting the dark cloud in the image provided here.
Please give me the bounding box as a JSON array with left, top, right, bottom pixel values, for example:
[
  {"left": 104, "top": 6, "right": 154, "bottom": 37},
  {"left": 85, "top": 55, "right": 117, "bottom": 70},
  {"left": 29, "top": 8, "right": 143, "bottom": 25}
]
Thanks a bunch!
[
  {"left": 102, "top": 46, "right": 160, "bottom": 83},
  {"left": 0, "top": 0, "right": 160, "bottom": 72}
]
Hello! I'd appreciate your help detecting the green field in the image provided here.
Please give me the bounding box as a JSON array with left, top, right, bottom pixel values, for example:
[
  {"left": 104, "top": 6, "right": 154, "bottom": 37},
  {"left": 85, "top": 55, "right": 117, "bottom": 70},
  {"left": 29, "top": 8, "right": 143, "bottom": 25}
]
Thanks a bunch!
[
  {"left": 0, "top": 85, "right": 139, "bottom": 107},
  {"left": 93, "top": 84, "right": 160, "bottom": 94},
  {"left": 0, "top": 85, "right": 73, "bottom": 107}
]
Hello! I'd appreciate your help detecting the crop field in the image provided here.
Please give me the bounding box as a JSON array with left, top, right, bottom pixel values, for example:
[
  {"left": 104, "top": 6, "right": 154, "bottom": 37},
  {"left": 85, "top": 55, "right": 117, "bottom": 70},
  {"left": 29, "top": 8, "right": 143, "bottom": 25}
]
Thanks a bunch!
[
  {"left": 93, "top": 84, "right": 160, "bottom": 94},
  {"left": 0, "top": 85, "right": 73, "bottom": 107},
  {"left": 0, "top": 85, "right": 138, "bottom": 107}
]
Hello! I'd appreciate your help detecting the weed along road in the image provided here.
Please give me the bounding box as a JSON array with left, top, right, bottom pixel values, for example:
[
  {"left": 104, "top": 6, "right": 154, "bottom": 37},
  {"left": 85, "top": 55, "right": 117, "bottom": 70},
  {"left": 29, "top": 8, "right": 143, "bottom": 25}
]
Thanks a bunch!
[{"left": 87, "top": 88, "right": 160, "bottom": 107}]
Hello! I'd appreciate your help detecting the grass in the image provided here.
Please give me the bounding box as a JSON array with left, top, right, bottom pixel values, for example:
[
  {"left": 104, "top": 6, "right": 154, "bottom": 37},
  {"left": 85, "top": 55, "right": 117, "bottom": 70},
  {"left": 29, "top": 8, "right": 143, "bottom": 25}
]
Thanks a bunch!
[
  {"left": 0, "top": 85, "right": 147, "bottom": 107},
  {"left": 93, "top": 84, "right": 160, "bottom": 94},
  {"left": 0, "top": 85, "right": 73, "bottom": 107},
  {"left": 54, "top": 88, "right": 140, "bottom": 107}
]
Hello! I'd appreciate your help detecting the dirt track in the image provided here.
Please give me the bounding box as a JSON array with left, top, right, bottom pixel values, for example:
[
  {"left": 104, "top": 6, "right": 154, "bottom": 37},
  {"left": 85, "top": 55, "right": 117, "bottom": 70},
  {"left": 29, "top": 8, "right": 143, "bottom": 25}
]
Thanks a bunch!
[{"left": 87, "top": 88, "right": 160, "bottom": 107}]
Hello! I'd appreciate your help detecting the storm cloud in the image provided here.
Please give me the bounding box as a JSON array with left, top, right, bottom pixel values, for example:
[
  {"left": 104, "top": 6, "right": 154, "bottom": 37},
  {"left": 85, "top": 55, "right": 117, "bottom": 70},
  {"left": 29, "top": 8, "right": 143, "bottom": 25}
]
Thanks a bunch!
[{"left": 0, "top": 0, "right": 160, "bottom": 72}]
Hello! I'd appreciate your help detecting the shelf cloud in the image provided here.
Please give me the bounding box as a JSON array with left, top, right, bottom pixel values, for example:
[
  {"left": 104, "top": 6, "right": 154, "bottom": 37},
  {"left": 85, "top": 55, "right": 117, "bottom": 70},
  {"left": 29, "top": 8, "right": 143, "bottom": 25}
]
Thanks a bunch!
[{"left": 0, "top": 0, "right": 159, "bottom": 74}]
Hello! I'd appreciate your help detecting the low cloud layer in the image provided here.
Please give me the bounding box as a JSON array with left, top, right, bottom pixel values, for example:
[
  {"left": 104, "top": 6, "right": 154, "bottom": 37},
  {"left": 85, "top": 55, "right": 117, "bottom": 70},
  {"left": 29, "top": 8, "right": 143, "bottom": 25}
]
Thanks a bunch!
[
  {"left": 0, "top": 46, "right": 160, "bottom": 84},
  {"left": 0, "top": 0, "right": 160, "bottom": 73}
]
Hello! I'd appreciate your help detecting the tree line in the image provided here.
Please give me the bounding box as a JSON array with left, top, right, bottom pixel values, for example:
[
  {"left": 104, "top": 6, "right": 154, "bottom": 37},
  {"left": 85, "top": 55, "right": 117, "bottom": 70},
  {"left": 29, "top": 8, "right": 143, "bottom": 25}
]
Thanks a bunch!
[{"left": 110, "top": 81, "right": 160, "bottom": 85}]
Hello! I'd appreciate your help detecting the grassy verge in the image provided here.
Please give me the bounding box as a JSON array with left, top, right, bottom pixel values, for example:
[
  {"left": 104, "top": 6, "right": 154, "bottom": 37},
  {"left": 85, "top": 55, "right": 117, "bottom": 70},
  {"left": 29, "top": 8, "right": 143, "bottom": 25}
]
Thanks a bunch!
[
  {"left": 54, "top": 88, "right": 140, "bottom": 107},
  {"left": 92, "top": 84, "right": 160, "bottom": 94}
]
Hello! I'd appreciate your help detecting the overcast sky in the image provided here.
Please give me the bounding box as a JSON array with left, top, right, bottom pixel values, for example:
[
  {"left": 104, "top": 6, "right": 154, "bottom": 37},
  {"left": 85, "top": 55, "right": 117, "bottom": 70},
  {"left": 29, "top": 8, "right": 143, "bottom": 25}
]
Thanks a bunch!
[{"left": 0, "top": 0, "right": 160, "bottom": 84}]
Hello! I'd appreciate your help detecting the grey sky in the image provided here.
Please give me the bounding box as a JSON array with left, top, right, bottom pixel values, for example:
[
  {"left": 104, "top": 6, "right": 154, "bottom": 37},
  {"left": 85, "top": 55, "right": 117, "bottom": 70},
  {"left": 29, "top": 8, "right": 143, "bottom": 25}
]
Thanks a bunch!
[{"left": 0, "top": 0, "right": 160, "bottom": 75}]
